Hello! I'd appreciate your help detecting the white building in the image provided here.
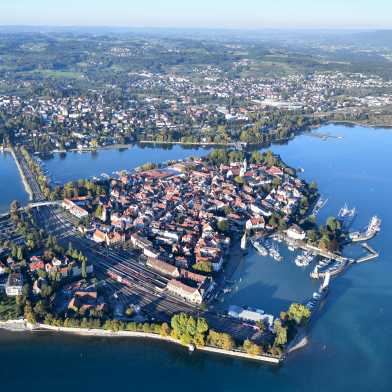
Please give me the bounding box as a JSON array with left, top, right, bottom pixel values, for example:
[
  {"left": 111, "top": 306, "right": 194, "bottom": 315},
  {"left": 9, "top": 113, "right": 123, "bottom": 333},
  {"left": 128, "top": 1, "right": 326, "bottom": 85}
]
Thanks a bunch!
[
  {"left": 287, "top": 224, "right": 306, "bottom": 241},
  {"left": 166, "top": 279, "right": 203, "bottom": 304},
  {"left": 62, "top": 199, "right": 89, "bottom": 219},
  {"left": 6, "top": 273, "right": 23, "bottom": 296}
]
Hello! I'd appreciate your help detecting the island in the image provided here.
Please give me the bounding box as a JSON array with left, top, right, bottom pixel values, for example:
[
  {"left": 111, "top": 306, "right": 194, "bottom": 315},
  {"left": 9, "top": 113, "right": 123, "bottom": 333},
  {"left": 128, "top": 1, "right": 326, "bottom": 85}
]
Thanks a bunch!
[{"left": 0, "top": 144, "right": 382, "bottom": 363}]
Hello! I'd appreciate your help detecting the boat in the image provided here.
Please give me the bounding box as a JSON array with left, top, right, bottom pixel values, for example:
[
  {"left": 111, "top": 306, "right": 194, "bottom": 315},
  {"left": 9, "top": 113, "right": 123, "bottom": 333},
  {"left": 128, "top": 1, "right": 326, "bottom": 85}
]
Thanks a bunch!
[
  {"left": 367, "top": 216, "right": 381, "bottom": 235},
  {"left": 313, "top": 292, "right": 321, "bottom": 300},
  {"left": 312, "top": 196, "right": 328, "bottom": 216},
  {"left": 339, "top": 203, "right": 356, "bottom": 218},
  {"left": 288, "top": 244, "right": 296, "bottom": 252},
  {"left": 295, "top": 254, "right": 306, "bottom": 267},
  {"left": 294, "top": 251, "right": 314, "bottom": 267},
  {"left": 269, "top": 244, "right": 283, "bottom": 262},
  {"left": 240, "top": 231, "right": 248, "bottom": 251},
  {"left": 252, "top": 240, "right": 268, "bottom": 256},
  {"left": 338, "top": 203, "right": 356, "bottom": 228},
  {"left": 318, "top": 258, "right": 332, "bottom": 268}
]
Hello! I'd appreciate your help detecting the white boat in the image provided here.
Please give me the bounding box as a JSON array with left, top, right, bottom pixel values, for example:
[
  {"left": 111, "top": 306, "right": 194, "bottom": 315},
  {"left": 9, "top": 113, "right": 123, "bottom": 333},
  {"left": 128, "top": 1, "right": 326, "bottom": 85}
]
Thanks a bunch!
[
  {"left": 318, "top": 258, "right": 331, "bottom": 268},
  {"left": 339, "top": 204, "right": 356, "bottom": 218},
  {"left": 338, "top": 203, "right": 356, "bottom": 228},
  {"left": 295, "top": 251, "right": 314, "bottom": 267},
  {"left": 253, "top": 240, "right": 268, "bottom": 256},
  {"left": 367, "top": 216, "right": 381, "bottom": 235},
  {"left": 269, "top": 244, "right": 283, "bottom": 262}
]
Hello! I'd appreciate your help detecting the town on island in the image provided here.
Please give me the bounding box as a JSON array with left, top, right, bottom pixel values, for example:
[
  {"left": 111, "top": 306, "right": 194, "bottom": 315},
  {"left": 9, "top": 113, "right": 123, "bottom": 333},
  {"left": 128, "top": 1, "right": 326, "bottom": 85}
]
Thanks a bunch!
[{"left": 0, "top": 144, "right": 381, "bottom": 363}]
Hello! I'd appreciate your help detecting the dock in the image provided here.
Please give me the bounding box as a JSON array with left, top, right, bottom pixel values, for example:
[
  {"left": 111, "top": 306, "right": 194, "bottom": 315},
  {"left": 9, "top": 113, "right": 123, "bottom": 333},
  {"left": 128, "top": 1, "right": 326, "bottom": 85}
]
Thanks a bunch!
[
  {"left": 287, "top": 238, "right": 349, "bottom": 264},
  {"left": 349, "top": 216, "right": 381, "bottom": 242},
  {"left": 310, "top": 260, "right": 348, "bottom": 279},
  {"left": 356, "top": 243, "right": 380, "bottom": 264}
]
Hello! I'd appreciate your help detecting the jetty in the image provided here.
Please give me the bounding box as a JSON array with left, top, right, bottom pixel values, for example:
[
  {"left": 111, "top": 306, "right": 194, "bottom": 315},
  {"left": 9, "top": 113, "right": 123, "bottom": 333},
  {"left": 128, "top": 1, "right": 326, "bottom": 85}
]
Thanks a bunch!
[
  {"left": 310, "top": 260, "right": 348, "bottom": 279},
  {"left": 356, "top": 243, "right": 380, "bottom": 264},
  {"left": 349, "top": 216, "right": 381, "bottom": 242}
]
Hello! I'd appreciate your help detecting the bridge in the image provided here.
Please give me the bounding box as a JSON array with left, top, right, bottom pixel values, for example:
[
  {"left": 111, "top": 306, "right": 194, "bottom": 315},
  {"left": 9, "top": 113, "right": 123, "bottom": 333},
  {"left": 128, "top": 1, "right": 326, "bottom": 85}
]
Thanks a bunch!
[{"left": 29, "top": 201, "right": 62, "bottom": 208}]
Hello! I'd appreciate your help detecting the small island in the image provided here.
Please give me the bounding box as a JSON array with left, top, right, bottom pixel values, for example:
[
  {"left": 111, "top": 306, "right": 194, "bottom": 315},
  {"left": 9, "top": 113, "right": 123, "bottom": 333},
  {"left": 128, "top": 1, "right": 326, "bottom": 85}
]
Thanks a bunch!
[{"left": 0, "top": 147, "right": 381, "bottom": 363}]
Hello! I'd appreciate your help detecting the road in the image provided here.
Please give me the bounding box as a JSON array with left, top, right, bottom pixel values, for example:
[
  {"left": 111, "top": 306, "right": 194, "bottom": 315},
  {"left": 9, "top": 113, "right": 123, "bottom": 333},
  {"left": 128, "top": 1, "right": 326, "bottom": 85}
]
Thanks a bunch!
[{"left": 14, "top": 149, "right": 45, "bottom": 202}]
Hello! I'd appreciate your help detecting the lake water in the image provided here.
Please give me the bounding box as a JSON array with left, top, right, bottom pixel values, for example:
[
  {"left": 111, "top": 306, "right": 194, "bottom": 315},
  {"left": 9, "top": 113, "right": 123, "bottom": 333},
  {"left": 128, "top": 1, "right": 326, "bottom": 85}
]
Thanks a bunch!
[
  {"left": 43, "top": 144, "right": 212, "bottom": 183},
  {"left": 1, "top": 125, "right": 392, "bottom": 391},
  {"left": 0, "top": 150, "right": 29, "bottom": 213}
]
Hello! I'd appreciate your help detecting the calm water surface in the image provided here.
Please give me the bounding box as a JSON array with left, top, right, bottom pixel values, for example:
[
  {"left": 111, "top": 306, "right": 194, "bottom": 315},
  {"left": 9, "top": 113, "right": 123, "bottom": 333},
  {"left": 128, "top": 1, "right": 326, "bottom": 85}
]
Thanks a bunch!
[
  {"left": 43, "top": 144, "right": 212, "bottom": 183},
  {"left": 1, "top": 125, "right": 392, "bottom": 391},
  {"left": 0, "top": 151, "right": 29, "bottom": 213}
]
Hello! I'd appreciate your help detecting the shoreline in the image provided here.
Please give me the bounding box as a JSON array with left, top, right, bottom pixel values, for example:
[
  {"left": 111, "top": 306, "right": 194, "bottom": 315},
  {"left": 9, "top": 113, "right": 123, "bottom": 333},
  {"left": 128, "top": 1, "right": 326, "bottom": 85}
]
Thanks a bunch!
[
  {"left": 327, "top": 120, "right": 392, "bottom": 129},
  {"left": 36, "top": 122, "right": 392, "bottom": 158},
  {"left": 0, "top": 319, "right": 282, "bottom": 364}
]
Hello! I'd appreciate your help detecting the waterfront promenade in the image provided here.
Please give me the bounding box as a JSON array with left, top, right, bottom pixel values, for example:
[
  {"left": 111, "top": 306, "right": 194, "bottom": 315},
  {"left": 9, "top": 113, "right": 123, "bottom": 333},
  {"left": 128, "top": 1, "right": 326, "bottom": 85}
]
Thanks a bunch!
[{"left": 0, "top": 319, "right": 281, "bottom": 364}]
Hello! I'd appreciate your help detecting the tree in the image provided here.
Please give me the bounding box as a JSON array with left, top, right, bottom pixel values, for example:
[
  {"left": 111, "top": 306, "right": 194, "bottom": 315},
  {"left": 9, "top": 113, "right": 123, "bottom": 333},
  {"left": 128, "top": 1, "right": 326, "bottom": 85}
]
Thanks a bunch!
[
  {"left": 160, "top": 322, "right": 171, "bottom": 337},
  {"left": 287, "top": 303, "right": 311, "bottom": 325},
  {"left": 319, "top": 234, "right": 331, "bottom": 251},
  {"left": 217, "top": 219, "right": 230, "bottom": 233},
  {"left": 16, "top": 246, "right": 24, "bottom": 261},
  {"left": 207, "top": 330, "right": 235, "bottom": 350},
  {"left": 170, "top": 313, "right": 209, "bottom": 346},
  {"left": 234, "top": 176, "right": 244, "bottom": 185},
  {"left": 250, "top": 151, "right": 262, "bottom": 164},
  {"left": 273, "top": 320, "right": 288, "bottom": 346},
  {"left": 24, "top": 302, "right": 37, "bottom": 325},
  {"left": 193, "top": 261, "right": 213, "bottom": 274},
  {"left": 243, "top": 339, "right": 263, "bottom": 355},
  {"left": 309, "top": 181, "right": 318, "bottom": 192},
  {"left": 255, "top": 320, "right": 266, "bottom": 333},
  {"left": 95, "top": 204, "right": 104, "bottom": 220},
  {"left": 196, "top": 317, "right": 209, "bottom": 335},
  {"left": 326, "top": 217, "right": 341, "bottom": 233}
]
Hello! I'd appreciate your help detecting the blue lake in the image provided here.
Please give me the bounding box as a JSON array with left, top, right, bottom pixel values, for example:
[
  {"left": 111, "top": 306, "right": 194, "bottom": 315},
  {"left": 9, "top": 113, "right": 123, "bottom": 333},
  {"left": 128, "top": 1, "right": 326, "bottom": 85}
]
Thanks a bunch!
[
  {"left": 43, "top": 144, "right": 212, "bottom": 183},
  {"left": 1, "top": 124, "right": 392, "bottom": 391}
]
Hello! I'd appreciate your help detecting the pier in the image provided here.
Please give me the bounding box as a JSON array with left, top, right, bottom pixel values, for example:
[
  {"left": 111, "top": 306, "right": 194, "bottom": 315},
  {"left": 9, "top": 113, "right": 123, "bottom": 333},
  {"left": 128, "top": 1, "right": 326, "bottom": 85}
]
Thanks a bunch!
[
  {"left": 356, "top": 243, "right": 380, "bottom": 264},
  {"left": 348, "top": 216, "right": 381, "bottom": 242},
  {"left": 281, "top": 236, "right": 349, "bottom": 264},
  {"left": 310, "top": 260, "right": 348, "bottom": 279},
  {"left": 278, "top": 231, "right": 381, "bottom": 279}
]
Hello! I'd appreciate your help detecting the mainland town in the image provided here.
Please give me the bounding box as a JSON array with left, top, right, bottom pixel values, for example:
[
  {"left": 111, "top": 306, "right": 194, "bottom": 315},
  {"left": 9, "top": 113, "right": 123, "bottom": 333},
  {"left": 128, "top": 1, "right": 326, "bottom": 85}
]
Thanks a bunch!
[{"left": 1, "top": 70, "right": 392, "bottom": 154}]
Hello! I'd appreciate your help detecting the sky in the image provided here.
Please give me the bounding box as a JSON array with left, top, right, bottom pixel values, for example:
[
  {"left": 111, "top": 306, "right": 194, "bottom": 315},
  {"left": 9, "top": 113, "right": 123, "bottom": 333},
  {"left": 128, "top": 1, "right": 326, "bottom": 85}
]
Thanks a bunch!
[{"left": 0, "top": 0, "right": 391, "bottom": 29}]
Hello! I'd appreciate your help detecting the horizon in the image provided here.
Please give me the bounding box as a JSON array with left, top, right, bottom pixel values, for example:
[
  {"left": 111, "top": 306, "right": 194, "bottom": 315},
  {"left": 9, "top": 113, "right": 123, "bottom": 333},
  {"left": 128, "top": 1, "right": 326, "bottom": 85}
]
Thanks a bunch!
[{"left": 1, "top": 0, "right": 392, "bottom": 29}]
